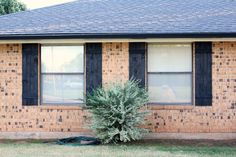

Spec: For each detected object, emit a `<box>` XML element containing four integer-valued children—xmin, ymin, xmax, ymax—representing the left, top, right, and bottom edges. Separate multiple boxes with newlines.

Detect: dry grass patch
<box><xmin>0</xmin><ymin>140</ymin><xmax>236</xmax><ymax>157</ymax></box>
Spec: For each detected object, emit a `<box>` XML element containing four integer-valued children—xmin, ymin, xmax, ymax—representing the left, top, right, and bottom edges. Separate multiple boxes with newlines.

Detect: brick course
<box><xmin>0</xmin><ymin>42</ymin><xmax>235</xmax><ymax>134</ymax></box>
<box><xmin>102</xmin><ymin>43</ymin><xmax>129</xmax><ymax>86</ymax></box>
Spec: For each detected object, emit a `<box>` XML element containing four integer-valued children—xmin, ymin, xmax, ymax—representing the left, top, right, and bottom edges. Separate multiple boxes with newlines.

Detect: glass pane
<box><xmin>148</xmin><ymin>74</ymin><xmax>192</xmax><ymax>104</ymax></box>
<box><xmin>148</xmin><ymin>44</ymin><xmax>192</xmax><ymax>72</ymax></box>
<box><xmin>42</xmin><ymin>74</ymin><xmax>84</xmax><ymax>104</ymax></box>
<box><xmin>41</xmin><ymin>46</ymin><xmax>84</xmax><ymax>73</ymax></box>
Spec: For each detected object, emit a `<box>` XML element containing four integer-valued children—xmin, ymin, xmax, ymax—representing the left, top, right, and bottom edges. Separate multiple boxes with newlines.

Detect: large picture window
<box><xmin>148</xmin><ymin>44</ymin><xmax>192</xmax><ymax>104</ymax></box>
<box><xmin>41</xmin><ymin>45</ymin><xmax>84</xmax><ymax>104</ymax></box>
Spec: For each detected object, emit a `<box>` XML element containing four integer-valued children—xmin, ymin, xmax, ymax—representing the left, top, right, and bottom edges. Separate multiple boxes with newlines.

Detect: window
<box><xmin>148</xmin><ymin>44</ymin><xmax>192</xmax><ymax>104</ymax></box>
<box><xmin>41</xmin><ymin>45</ymin><xmax>84</xmax><ymax>104</ymax></box>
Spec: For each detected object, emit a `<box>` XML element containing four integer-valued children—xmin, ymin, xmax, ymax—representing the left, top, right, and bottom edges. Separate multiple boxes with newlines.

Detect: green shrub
<box><xmin>85</xmin><ymin>79</ymin><xmax>149</xmax><ymax>144</ymax></box>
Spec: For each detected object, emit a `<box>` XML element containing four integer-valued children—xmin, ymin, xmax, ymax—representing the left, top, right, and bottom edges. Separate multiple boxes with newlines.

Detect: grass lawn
<box><xmin>0</xmin><ymin>140</ymin><xmax>236</xmax><ymax>157</ymax></box>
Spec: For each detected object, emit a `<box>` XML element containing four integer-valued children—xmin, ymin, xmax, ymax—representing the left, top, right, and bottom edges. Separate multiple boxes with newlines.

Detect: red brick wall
<box><xmin>147</xmin><ymin>42</ymin><xmax>236</xmax><ymax>133</ymax></box>
<box><xmin>0</xmin><ymin>42</ymin><xmax>235</xmax><ymax>133</ymax></box>
<box><xmin>102</xmin><ymin>43</ymin><xmax>129</xmax><ymax>86</ymax></box>
<box><xmin>0</xmin><ymin>44</ymin><xmax>88</xmax><ymax>132</ymax></box>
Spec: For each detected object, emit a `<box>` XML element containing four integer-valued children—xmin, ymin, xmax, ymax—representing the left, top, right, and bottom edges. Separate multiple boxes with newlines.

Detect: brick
<box><xmin>0</xmin><ymin>42</ymin><xmax>235</xmax><ymax>134</ymax></box>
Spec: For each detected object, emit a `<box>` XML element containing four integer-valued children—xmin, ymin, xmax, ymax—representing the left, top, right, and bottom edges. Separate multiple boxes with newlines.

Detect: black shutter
<box><xmin>86</xmin><ymin>43</ymin><xmax>102</xmax><ymax>94</ymax></box>
<box><xmin>129</xmin><ymin>43</ymin><xmax>146</xmax><ymax>87</ymax></box>
<box><xmin>22</xmin><ymin>44</ymin><xmax>39</xmax><ymax>106</ymax></box>
<box><xmin>195</xmin><ymin>42</ymin><xmax>212</xmax><ymax>106</ymax></box>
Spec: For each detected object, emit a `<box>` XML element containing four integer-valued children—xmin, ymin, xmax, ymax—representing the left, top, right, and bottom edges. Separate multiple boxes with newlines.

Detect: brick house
<box><xmin>0</xmin><ymin>0</ymin><xmax>236</xmax><ymax>139</ymax></box>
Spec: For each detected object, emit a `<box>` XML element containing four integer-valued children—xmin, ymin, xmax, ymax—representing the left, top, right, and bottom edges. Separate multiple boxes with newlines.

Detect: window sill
<box><xmin>26</xmin><ymin>104</ymin><xmax>194</xmax><ymax>111</ymax></box>
<box><xmin>147</xmin><ymin>104</ymin><xmax>194</xmax><ymax>110</ymax></box>
<box><xmin>38</xmin><ymin>104</ymin><xmax>86</xmax><ymax>110</ymax></box>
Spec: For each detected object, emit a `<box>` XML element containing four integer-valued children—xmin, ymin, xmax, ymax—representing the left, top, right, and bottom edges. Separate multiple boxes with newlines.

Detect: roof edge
<box><xmin>1</xmin><ymin>32</ymin><xmax>236</xmax><ymax>40</ymax></box>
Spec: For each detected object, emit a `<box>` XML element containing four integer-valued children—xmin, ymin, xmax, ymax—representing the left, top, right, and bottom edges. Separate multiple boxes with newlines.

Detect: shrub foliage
<box><xmin>86</xmin><ymin>79</ymin><xmax>149</xmax><ymax>144</ymax></box>
<box><xmin>0</xmin><ymin>0</ymin><xmax>26</xmax><ymax>15</ymax></box>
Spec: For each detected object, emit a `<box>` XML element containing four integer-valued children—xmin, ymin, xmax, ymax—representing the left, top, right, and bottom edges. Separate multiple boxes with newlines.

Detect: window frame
<box><xmin>146</xmin><ymin>43</ymin><xmax>194</xmax><ymax>105</ymax></box>
<box><xmin>39</xmin><ymin>44</ymin><xmax>85</xmax><ymax>106</ymax></box>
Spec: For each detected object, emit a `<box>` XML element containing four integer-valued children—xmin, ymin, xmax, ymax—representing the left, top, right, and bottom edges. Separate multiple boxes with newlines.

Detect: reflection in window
<box><xmin>41</xmin><ymin>46</ymin><xmax>84</xmax><ymax>104</ymax></box>
<box><xmin>148</xmin><ymin>44</ymin><xmax>192</xmax><ymax>104</ymax></box>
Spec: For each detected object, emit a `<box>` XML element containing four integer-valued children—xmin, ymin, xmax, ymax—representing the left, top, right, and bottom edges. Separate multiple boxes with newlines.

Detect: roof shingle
<box><xmin>0</xmin><ymin>0</ymin><xmax>236</xmax><ymax>38</ymax></box>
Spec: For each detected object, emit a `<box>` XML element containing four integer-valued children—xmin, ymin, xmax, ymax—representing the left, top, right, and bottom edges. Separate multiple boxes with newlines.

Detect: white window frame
<box><xmin>147</xmin><ymin>43</ymin><xmax>193</xmax><ymax>105</ymax></box>
<box><xmin>40</xmin><ymin>44</ymin><xmax>85</xmax><ymax>105</ymax></box>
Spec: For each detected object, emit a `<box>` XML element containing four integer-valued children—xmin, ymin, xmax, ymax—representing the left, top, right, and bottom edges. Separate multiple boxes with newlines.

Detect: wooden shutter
<box><xmin>22</xmin><ymin>44</ymin><xmax>39</xmax><ymax>106</ymax></box>
<box><xmin>195</xmin><ymin>42</ymin><xmax>212</xmax><ymax>106</ymax></box>
<box><xmin>86</xmin><ymin>43</ymin><xmax>102</xmax><ymax>94</ymax></box>
<box><xmin>129</xmin><ymin>43</ymin><xmax>146</xmax><ymax>87</ymax></box>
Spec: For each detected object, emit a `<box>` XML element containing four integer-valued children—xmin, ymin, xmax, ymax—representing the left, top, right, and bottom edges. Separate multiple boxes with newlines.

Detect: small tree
<box><xmin>86</xmin><ymin>79</ymin><xmax>149</xmax><ymax>144</ymax></box>
<box><xmin>0</xmin><ymin>0</ymin><xmax>26</xmax><ymax>15</ymax></box>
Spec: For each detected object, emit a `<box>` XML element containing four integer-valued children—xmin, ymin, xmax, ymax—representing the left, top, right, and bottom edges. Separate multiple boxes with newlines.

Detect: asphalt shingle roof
<box><xmin>0</xmin><ymin>0</ymin><xmax>236</xmax><ymax>39</ymax></box>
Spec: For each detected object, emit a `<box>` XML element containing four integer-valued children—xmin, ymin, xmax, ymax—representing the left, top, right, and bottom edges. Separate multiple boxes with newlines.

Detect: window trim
<box><xmin>39</xmin><ymin>44</ymin><xmax>85</xmax><ymax>106</ymax></box>
<box><xmin>146</xmin><ymin>43</ymin><xmax>194</xmax><ymax>105</ymax></box>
